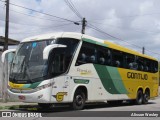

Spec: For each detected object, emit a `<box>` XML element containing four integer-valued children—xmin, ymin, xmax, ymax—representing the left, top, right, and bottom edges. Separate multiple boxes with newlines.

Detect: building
<box><xmin>0</xmin><ymin>36</ymin><xmax>20</xmax><ymax>51</ymax></box>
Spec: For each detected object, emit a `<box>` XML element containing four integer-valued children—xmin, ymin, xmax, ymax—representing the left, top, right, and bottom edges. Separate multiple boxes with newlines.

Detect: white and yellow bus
<box><xmin>5</xmin><ymin>32</ymin><xmax>159</xmax><ymax>110</ymax></box>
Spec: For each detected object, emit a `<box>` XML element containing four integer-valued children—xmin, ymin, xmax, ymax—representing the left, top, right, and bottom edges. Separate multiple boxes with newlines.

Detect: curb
<box><xmin>0</xmin><ymin>104</ymin><xmax>38</xmax><ymax>111</ymax></box>
<box><xmin>0</xmin><ymin>101</ymin><xmax>37</xmax><ymax>110</ymax></box>
<box><xmin>0</xmin><ymin>105</ymin><xmax>20</xmax><ymax>110</ymax></box>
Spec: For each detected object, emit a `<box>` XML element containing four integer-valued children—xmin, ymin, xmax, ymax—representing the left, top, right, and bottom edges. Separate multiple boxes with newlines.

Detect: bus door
<box><xmin>49</xmin><ymin>48</ymin><xmax>69</xmax><ymax>102</ymax></box>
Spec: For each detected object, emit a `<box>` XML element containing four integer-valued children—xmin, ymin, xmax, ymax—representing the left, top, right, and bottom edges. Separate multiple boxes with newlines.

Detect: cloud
<box><xmin>139</xmin><ymin>1</ymin><xmax>154</xmax><ymax>14</ymax></box>
<box><xmin>1</xmin><ymin>0</ymin><xmax>160</xmax><ymax>59</ymax></box>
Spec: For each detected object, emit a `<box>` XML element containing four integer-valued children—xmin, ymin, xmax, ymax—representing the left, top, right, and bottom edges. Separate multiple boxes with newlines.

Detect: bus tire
<box><xmin>72</xmin><ymin>90</ymin><xmax>86</xmax><ymax>110</ymax></box>
<box><xmin>38</xmin><ymin>103</ymin><xmax>53</xmax><ymax>109</ymax></box>
<box><xmin>135</xmin><ymin>90</ymin><xmax>143</xmax><ymax>105</ymax></box>
<box><xmin>143</xmin><ymin>90</ymin><xmax>150</xmax><ymax>104</ymax></box>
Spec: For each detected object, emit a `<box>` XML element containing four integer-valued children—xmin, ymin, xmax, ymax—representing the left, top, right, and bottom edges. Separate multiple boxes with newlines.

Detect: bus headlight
<box><xmin>8</xmin><ymin>82</ymin><xmax>55</xmax><ymax>93</ymax></box>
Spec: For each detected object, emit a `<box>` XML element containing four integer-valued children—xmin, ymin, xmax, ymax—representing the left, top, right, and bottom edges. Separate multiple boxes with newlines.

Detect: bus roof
<box><xmin>21</xmin><ymin>32</ymin><xmax>157</xmax><ymax>61</ymax></box>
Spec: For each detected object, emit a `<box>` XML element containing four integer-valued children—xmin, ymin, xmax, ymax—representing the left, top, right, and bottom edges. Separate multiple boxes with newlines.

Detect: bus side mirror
<box><xmin>1</xmin><ymin>49</ymin><xmax>16</xmax><ymax>63</ymax></box>
<box><xmin>43</xmin><ymin>44</ymin><xmax>67</xmax><ymax>60</ymax></box>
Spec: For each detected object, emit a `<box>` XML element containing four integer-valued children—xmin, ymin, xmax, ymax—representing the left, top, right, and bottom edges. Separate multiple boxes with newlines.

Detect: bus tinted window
<box><xmin>125</xmin><ymin>54</ymin><xmax>138</xmax><ymax>70</ymax></box>
<box><xmin>143</xmin><ymin>59</ymin><xmax>151</xmax><ymax>72</ymax></box>
<box><xmin>49</xmin><ymin>38</ymin><xmax>79</xmax><ymax>77</ymax></box>
<box><xmin>112</xmin><ymin>50</ymin><xmax>124</xmax><ymax>68</ymax></box>
<box><xmin>137</xmin><ymin>57</ymin><xmax>144</xmax><ymax>71</ymax></box>
<box><xmin>76</xmin><ymin>41</ymin><xmax>158</xmax><ymax>73</ymax></box>
<box><xmin>97</xmin><ymin>46</ymin><xmax>112</xmax><ymax>66</ymax></box>
<box><xmin>76</xmin><ymin>42</ymin><xmax>96</xmax><ymax>66</ymax></box>
<box><xmin>153</xmin><ymin>61</ymin><xmax>158</xmax><ymax>73</ymax></box>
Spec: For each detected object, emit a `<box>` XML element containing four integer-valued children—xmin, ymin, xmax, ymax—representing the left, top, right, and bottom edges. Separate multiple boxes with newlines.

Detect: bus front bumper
<box><xmin>7</xmin><ymin>87</ymin><xmax>52</xmax><ymax>103</ymax></box>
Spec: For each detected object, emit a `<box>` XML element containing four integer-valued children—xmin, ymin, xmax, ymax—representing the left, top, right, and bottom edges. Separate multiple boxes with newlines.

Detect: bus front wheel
<box><xmin>72</xmin><ymin>90</ymin><xmax>86</xmax><ymax>110</ymax></box>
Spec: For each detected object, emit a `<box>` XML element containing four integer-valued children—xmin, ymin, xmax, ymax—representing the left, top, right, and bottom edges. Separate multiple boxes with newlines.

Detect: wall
<box><xmin>0</xmin><ymin>52</ymin><xmax>2</xmax><ymax>98</ymax></box>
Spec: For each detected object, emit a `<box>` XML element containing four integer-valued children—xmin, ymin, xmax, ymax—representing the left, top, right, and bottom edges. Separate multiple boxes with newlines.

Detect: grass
<box><xmin>0</xmin><ymin>105</ymin><xmax>19</xmax><ymax>110</ymax></box>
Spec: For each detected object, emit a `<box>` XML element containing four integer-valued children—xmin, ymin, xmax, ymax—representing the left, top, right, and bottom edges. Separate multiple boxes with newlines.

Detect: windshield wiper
<box><xmin>23</xmin><ymin>62</ymin><xmax>35</xmax><ymax>83</ymax></box>
<box><xmin>12</xmin><ymin>59</ymin><xmax>33</xmax><ymax>83</ymax></box>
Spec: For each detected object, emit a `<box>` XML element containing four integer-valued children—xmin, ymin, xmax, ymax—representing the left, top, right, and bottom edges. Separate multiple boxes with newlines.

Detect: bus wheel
<box><xmin>72</xmin><ymin>90</ymin><xmax>86</xmax><ymax>110</ymax></box>
<box><xmin>38</xmin><ymin>103</ymin><xmax>53</xmax><ymax>109</ymax></box>
<box><xmin>135</xmin><ymin>90</ymin><xmax>143</xmax><ymax>105</ymax></box>
<box><xmin>143</xmin><ymin>91</ymin><xmax>150</xmax><ymax>104</ymax></box>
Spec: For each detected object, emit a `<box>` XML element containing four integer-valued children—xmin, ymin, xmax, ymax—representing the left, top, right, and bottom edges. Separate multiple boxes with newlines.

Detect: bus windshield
<box><xmin>9</xmin><ymin>38</ymin><xmax>79</xmax><ymax>83</ymax></box>
<box><xmin>9</xmin><ymin>40</ymin><xmax>50</xmax><ymax>83</ymax></box>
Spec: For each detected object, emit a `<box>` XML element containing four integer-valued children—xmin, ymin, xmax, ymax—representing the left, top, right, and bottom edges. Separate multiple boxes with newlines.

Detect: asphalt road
<box><xmin>84</xmin><ymin>97</ymin><xmax>160</xmax><ymax>111</ymax></box>
<box><xmin>1</xmin><ymin>96</ymin><xmax>160</xmax><ymax>120</ymax></box>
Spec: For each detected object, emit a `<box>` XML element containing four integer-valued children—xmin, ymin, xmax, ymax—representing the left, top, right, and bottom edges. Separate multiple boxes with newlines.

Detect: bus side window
<box><xmin>143</xmin><ymin>59</ymin><xmax>150</xmax><ymax>72</ymax></box>
<box><xmin>97</xmin><ymin>47</ymin><xmax>106</xmax><ymax>65</ymax></box>
<box><xmin>97</xmin><ymin>47</ymin><xmax>112</xmax><ymax>66</ymax></box>
<box><xmin>137</xmin><ymin>57</ymin><xmax>144</xmax><ymax>71</ymax></box>
<box><xmin>125</xmin><ymin>54</ymin><xmax>136</xmax><ymax>70</ymax></box>
<box><xmin>105</xmin><ymin>49</ymin><xmax>112</xmax><ymax>66</ymax></box>
<box><xmin>78</xmin><ymin>53</ymin><xmax>87</xmax><ymax>64</ymax></box>
<box><xmin>76</xmin><ymin>42</ymin><xmax>96</xmax><ymax>66</ymax></box>
<box><xmin>76</xmin><ymin>47</ymin><xmax>87</xmax><ymax>65</ymax></box>
<box><xmin>90</xmin><ymin>55</ymin><xmax>96</xmax><ymax>63</ymax></box>
<box><xmin>147</xmin><ymin>60</ymin><xmax>152</xmax><ymax>72</ymax></box>
<box><xmin>153</xmin><ymin>61</ymin><xmax>158</xmax><ymax>73</ymax></box>
<box><xmin>112</xmin><ymin>50</ymin><xmax>124</xmax><ymax>68</ymax></box>
<box><xmin>81</xmin><ymin>53</ymin><xmax>87</xmax><ymax>63</ymax></box>
<box><xmin>99</xmin><ymin>57</ymin><xmax>105</xmax><ymax>65</ymax></box>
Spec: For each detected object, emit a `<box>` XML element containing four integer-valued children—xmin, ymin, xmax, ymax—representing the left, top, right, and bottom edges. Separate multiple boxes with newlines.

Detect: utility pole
<box><xmin>142</xmin><ymin>47</ymin><xmax>145</xmax><ymax>54</ymax></box>
<box><xmin>4</xmin><ymin>0</ymin><xmax>9</xmax><ymax>51</ymax></box>
<box><xmin>81</xmin><ymin>18</ymin><xmax>87</xmax><ymax>34</ymax></box>
<box><xmin>2</xmin><ymin>0</ymin><xmax>9</xmax><ymax>103</ymax></box>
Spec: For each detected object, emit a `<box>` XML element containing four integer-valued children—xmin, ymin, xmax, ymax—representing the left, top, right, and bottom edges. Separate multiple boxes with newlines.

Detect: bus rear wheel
<box><xmin>135</xmin><ymin>90</ymin><xmax>143</xmax><ymax>105</ymax></box>
<box><xmin>72</xmin><ymin>90</ymin><xmax>86</xmax><ymax>110</ymax></box>
<box><xmin>143</xmin><ymin>90</ymin><xmax>150</xmax><ymax>104</ymax></box>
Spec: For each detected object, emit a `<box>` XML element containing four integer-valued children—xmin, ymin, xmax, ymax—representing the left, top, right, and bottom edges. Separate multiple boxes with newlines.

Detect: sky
<box><xmin>1</xmin><ymin>0</ymin><xmax>160</xmax><ymax>59</ymax></box>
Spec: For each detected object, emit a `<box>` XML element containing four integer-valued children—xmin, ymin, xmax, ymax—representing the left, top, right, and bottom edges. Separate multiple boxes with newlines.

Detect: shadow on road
<box><xmin>8</xmin><ymin>101</ymin><xmax>156</xmax><ymax>113</ymax></box>
<box><xmin>85</xmin><ymin>101</ymin><xmax>155</xmax><ymax>109</ymax></box>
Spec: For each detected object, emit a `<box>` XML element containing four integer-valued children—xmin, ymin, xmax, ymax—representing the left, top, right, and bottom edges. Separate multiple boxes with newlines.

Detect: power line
<box><xmin>0</xmin><ymin>18</ymin><xmax>63</xmax><ymax>27</ymax></box>
<box><xmin>88</xmin><ymin>24</ymin><xmax>122</xmax><ymax>41</ymax></box>
<box><xmin>0</xmin><ymin>0</ymin><xmax>80</xmax><ymax>24</ymax></box>
<box><xmin>10</xmin><ymin>3</ymin><xmax>78</xmax><ymax>23</ymax></box>
<box><xmin>87</xmin><ymin>24</ymin><xmax>160</xmax><ymax>56</ymax></box>
<box><xmin>69</xmin><ymin>0</ymin><xmax>82</xmax><ymax>17</ymax></box>
<box><xmin>64</xmin><ymin>0</ymin><xmax>86</xmax><ymax>34</ymax></box>
<box><xmin>0</xmin><ymin>0</ymin><xmax>5</xmax><ymax>2</ymax></box>
<box><xmin>10</xmin><ymin>23</ymin><xmax>73</xmax><ymax>34</ymax></box>
<box><xmin>64</xmin><ymin>0</ymin><xmax>83</xmax><ymax>19</ymax></box>
<box><xmin>0</xmin><ymin>5</ymin><xmax>72</xmax><ymax>22</ymax></box>
<box><xmin>88</xmin><ymin>23</ymin><xmax>143</xmax><ymax>49</ymax></box>
<box><xmin>88</xmin><ymin>12</ymin><xmax>160</xmax><ymax>21</ymax></box>
<box><xmin>88</xmin><ymin>21</ymin><xmax>159</xmax><ymax>34</ymax></box>
<box><xmin>0</xmin><ymin>6</ymin><xmax>72</xmax><ymax>27</ymax></box>
<box><xmin>9</xmin><ymin>9</ymin><xmax>68</xmax><ymax>23</ymax></box>
<box><xmin>144</xmin><ymin>49</ymin><xmax>160</xmax><ymax>56</ymax></box>
<box><xmin>1</xmin><ymin>0</ymin><xmax>160</xmax><ymax>56</ymax></box>
<box><xmin>0</xmin><ymin>0</ymin><xmax>83</xmax><ymax>33</ymax></box>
